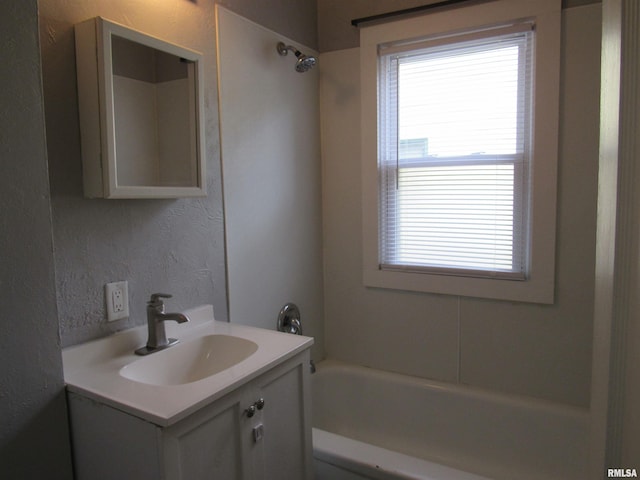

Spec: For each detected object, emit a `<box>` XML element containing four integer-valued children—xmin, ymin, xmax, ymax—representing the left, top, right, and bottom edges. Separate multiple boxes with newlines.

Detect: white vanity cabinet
<box><xmin>68</xmin><ymin>350</ymin><xmax>313</xmax><ymax>480</ymax></box>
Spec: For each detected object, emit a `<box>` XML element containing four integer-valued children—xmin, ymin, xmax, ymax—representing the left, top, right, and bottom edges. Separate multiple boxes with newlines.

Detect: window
<box><xmin>361</xmin><ymin>0</ymin><xmax>561</xmax><ymax>303</ymax></box>
<box><xmin>380</xmin><ymin>25</ymin><xmax>533</xmax><ymax>279</ymax></box>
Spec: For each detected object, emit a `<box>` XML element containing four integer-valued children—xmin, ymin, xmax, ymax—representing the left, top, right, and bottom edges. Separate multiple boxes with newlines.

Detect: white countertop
<box><xmin>62</xmin><ymin>305</ymin><xmax>313</xmax><ymax>426</ymax></box>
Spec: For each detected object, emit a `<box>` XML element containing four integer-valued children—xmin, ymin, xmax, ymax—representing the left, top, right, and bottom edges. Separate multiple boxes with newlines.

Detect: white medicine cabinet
<box><xmin>74</xmin><ymin>17</ymin><xmax>206</xmax><ymax>198</ymax></box>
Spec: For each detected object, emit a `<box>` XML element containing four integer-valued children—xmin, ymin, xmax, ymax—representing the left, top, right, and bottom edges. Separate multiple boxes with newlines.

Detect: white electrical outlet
<box><xmin>105</xmin><ymin>281</ymin><xmax>129</xmax><ymax>321</ymax></box>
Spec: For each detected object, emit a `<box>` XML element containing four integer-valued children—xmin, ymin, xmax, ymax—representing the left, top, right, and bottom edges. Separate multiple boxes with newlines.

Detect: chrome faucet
<box><xmin>135</xmin><ymin>293</ymin><xmax>190</xmax><ymax>356</ymax></box>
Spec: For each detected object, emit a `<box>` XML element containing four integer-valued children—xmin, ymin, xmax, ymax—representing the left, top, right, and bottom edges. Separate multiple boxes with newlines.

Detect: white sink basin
<box><xmin>119</xmin><ymin>334</ymin><xmax>259</xmax><ymax>386</ymax></box>
<box><xmin>63</xmin><ymin>305</ymin><xmax>314</xmax><ymax>425</ymax></box>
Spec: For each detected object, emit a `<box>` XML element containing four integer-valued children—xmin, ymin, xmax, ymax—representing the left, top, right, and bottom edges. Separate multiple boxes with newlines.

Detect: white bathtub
<box><xmin>312</xmin><ymin>360</ymin><xmax>588</xmax><ymax>480</ymax></box>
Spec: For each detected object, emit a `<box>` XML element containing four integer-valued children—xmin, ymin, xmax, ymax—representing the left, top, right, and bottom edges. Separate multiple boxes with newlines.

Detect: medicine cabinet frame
<box><xmin>75</xmin><ymin>17</ymin><xmax>206</xmax><ymax>198</ymax></box>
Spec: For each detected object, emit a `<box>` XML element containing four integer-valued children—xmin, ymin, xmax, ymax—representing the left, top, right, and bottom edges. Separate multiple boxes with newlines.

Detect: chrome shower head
<box><xmin>277</xmin><ymin>42</ymin><xmax>317</xmax><ymax>73</ymax></box>
<box><xmin>295</xmin><ymin>52</ymin><xmax>317</xmax><ymax>73</ymax></box>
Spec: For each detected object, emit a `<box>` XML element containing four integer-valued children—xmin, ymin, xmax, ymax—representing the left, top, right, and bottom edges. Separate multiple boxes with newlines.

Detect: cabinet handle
<box><xmin>245</xmin><ymin>399</ymin><xmax>265</xmax><ymax>417</ymax></box>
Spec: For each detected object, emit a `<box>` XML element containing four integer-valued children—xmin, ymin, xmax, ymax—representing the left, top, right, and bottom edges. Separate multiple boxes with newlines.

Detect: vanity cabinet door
<box><xmin>162</xmin><ymin>349</ymin><xmax>312</xmax><ymax>480</ymax></box>
<box><xmin>163</xmin><ymin>389</ymin><xmax>249</xmax><ymax>480</ymax></box>
<box><xmin>246</xmin><ymin>351</ymin><xmax>313</xmax><ymax>480</ymax></box>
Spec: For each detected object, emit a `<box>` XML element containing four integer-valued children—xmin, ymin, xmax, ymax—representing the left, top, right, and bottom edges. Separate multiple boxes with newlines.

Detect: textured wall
<box><xmin>39</xmin><ymin>0</ymin><xmax>227</xmax><ymax>346</ymax></box>
<box><xmin>39</xmin><ymin>0</ymin><xmax>318</xmax><ymax>348</ymax></box>
<box><xmin>318</xmin><ymin>0</ymin><xmax>601</xmax><ymax>52</ymax></box>
<box><xmin>319</xmin><ymin>4</ymin><xmax>601</xmax><ymax>407</ymax></box>
<box><xmin>0</xmin><ymin>0</ymin><xmax>73</xmax><ymax>477</ymax></box>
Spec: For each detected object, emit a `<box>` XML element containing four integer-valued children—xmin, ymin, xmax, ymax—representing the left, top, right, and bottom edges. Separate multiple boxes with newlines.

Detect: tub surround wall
<box><xmin>38</xmin><ymin>0</ymin><xmax>317</xmax><ymax>348</ymax></box>
<box><xmin>216</xmin><ymin>7</ymin><xmax>325</xmax><ymax>358</ymax></box>
<box><xmin>0</xmin><ymin>0</ymin><xmax>73</xmax><ymax>477</ymax></box>
<box><xmin>319</xmin><ymin>3</ymin><xmax>601</xmax><ymax>407</ymax></box>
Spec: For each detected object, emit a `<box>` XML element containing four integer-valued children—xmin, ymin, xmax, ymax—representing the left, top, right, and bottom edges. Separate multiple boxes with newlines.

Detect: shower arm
<box><xmin>277</xmin><ymin>42</ymin><xmax>301</xmax><ymax>57</ymax></box>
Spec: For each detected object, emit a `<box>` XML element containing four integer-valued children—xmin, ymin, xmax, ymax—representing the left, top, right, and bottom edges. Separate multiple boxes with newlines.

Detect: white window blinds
<box><xmin>378</xmin><ymin>24</ymin><xmax>534</xmax><ymax>280</ymax></box>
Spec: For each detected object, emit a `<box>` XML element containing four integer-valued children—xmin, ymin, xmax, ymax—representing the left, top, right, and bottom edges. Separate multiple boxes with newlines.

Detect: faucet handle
<box><xmin>148</xmin><ymin>293</ymin><xmax>172</xmax><ymax>306</ymax></box>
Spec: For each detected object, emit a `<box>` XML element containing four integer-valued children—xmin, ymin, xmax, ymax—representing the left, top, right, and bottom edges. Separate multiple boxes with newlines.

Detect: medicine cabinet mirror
<box><xmin>75</xmin><ymin>17</ymin><xmax>206</xmax><ymax>198</ymax></box>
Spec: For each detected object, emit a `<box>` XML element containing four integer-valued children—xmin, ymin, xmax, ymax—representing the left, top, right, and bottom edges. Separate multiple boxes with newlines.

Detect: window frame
<box><xmin>379</xmin><ymin>28</ymin><xmax>532</xmax><ymax>280</ymax></box>
<box><xmin>360</xmin><ymin>0</ymin><xmax>561</xmax><ymax>304</ymax></box>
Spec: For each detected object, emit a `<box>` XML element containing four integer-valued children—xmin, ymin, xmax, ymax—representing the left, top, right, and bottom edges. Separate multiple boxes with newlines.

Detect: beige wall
<box><xmin>218</xmin><ymin>0</ymin><xmax>317</xmax><ymax>49</ymax></box>
<box><xmin>319</xmin><ymin>3</ymin><xmax>601</xmax><ymax>407</ymax></box>
<box><xmin>318</xmin><ymin>0</ymin><xmax>601</xmax><ymax>52</ymax></box>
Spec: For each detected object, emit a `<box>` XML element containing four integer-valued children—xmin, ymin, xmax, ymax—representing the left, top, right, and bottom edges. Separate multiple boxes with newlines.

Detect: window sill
<box><xmin>363</xmin><ymin>266</ymin><xmax>555</xmax><ymax>304</ymax></box>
